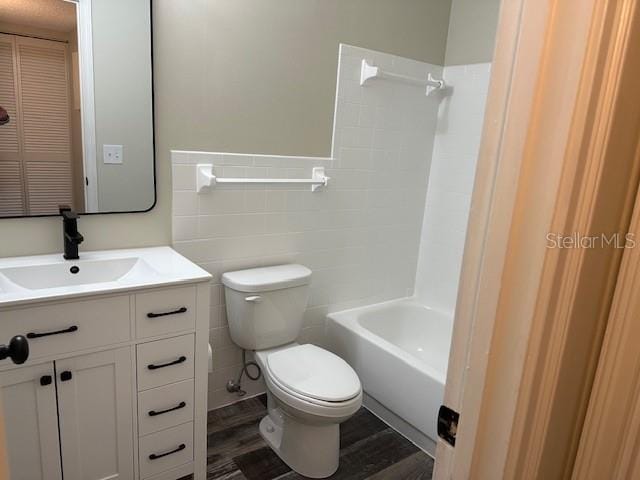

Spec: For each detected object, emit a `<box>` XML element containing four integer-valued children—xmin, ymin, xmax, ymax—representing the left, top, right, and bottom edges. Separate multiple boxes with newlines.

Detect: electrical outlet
<box><xmin>103</xmin><ymin>145</ymin><xmax>123</xmax><ymax>164</ymax></box>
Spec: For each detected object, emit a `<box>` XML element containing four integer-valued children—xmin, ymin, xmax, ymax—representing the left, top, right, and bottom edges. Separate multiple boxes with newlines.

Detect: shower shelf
<box><xmin>359</xmin><ymin>59</ymin><xmax>445</xmax><ymax>96</ymax></box>
<box><xmin>196</xmin><ymin>164</ymin><xmax>330</xmax><ymax>193</ymax></box>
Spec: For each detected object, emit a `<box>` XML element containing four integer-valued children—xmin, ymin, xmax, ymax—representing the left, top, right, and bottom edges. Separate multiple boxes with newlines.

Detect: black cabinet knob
<box><xmin>0</xmin><ymin>335</ymin><xmax>29</xmax><ymax>365</ymax></box>
<box><xmin>60</xmin><ymin>371</ymin><xmax>73</xmax><ymax>382</ymax></box>
<box><xmin>40</xmin><ymin>375</ymin><xmax>52</xmax><ymax>386</ymax></box>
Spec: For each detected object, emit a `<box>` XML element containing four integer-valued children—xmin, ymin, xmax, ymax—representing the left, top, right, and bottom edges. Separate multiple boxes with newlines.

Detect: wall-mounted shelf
<box><xmin>360</xmin><ymin>59</ymin><xmax>445</xmax><ymax>96</ymax></box>
<box><xmin>196</xmin><ymin>165</ymin><xmax>330</xmax><ymax>193</ymax></box>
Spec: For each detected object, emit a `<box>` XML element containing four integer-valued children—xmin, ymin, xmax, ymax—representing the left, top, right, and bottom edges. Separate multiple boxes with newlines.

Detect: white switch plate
<box><xmin>103</xmin><ymin>144</ymin><xmax>123</xmax><ymax>164</ymax></box>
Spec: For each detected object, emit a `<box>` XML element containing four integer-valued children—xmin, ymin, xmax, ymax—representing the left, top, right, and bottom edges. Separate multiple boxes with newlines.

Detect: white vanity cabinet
<box><xmin>0</xmin><ymin>253</ymin><xmax>211</xmax><ymax>480</ymax></box>
<box><xmin>0</xmin><ymin>362</ymin><xmax>61</xmax><ymax>480</ymax></box>
<box><xmin>0</xmin><ymin>348</ymin><xmax>136</xmax><ymax>480</ymax></box>
<box><xmin>56</xmin><ymin>347</ymin><xmax>135</xmax><ymax>480</ymax></box>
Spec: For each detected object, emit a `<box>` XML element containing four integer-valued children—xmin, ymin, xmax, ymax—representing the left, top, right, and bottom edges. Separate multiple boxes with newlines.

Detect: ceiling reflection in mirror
<box><xmin>0</xmin><ymin>0</ymin><xmax>155</xmax><ymax>217</ymax></box>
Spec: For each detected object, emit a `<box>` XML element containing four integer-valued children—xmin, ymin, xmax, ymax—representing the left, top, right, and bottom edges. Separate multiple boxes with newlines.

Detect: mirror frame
<box><xmin>1</xmin><ymin>0</ymin><xmax>156</xmax><ymax>219</ymax></box>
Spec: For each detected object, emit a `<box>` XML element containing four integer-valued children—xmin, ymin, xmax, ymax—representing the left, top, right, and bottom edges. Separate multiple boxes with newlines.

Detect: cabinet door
<box><xmin>56</xmin><ymin>347</ymin><xmax>134</xmax><ymax>480</ymax></box>
<box><xmin>0</xmin><ymin>362</ymin><xmax>61</xmax><ymax>480</ymax></box>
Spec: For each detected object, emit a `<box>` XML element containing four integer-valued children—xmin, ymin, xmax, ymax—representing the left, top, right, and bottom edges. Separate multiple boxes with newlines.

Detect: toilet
<box><xmin>222</xmin><ymin>264</ymin><xmax>362</xmax><ymax>478</ymax></box>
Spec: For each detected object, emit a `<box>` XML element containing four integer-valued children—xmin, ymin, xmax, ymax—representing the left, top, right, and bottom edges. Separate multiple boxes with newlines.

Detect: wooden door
<box><xmin>56</xmin><ymin>348</ymin><xmax>134</xmax><ymax>480</ymax></box>
<box><xmin>0</xmin><ymin>33</ymin><xmax>75</xmax><ymax>216</ymax></box>
<box><xmin>435</xmin><ymin>0</ymin><xmax>640</xmax><ymax>477</ymax></box>
<box><xmin>15</xmin><ymin>36</ymin><xmax>74</xmax><ymax>215</ymax></box>
<box><xmin>571</xmin><ymin>169</ymin><xmax>640</xmax><ymax>476</ymax></box>
<box><xmin>0</xmin><ymin>362</ymin><xmax>61</xmax><ymax>480</ymax></box>
<box><xmin>0</xmin><ymin>34</ymin><xmax>25</xmax><ymax>216</ymax></box>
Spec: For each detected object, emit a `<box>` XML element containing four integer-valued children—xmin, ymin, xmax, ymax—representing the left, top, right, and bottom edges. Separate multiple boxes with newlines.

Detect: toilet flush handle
<box><xmin>245</xmin><ymin>295</ymin><xmax>262</xmax><ymax>303</ymax></box>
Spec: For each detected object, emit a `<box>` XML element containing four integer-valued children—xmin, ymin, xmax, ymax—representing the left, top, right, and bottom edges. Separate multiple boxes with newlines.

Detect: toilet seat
<box><xmin>260</xmin><ymin>344</ymin><xmax>362</xmax><ymax>418</ymax></box>
<box><xmin>266</xmin><ymin>344</ymin><xmax>361</xmax><ymax>402</ymax></box>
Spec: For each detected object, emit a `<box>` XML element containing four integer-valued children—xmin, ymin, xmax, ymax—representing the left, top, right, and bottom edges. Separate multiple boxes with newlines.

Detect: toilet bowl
<box><xmin>222</xmin><ymin>264</ymin><xmax>362</xmax><ymax>478</ymax></box>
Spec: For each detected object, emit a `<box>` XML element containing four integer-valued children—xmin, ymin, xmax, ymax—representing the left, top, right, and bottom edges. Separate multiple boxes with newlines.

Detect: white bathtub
<box><xmin>326</xmin><ymin>298</ymin><xmax>453</xmax><ymax>452</ymax></box>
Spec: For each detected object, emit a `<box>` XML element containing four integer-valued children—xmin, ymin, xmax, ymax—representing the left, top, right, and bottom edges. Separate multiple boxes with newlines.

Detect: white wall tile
<box><xmin>172</xmin><ymin>164</ymin><xmax>197</xmax><ymax>191</ymax></box>
<box><xmin>172</xmin><ymin>216</ymin><xmax>198</xmax><ymax>241</ymax></box>
<box><xmin>172</xmin><ymin>191</ymin><xmax>198</xmax><ymax>216</ymax></box>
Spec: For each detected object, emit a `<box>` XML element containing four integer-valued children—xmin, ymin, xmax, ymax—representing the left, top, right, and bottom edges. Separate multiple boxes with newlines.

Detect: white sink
<box><xmin>0</xmin><ymin>257</ymin><xmax>158</xmax><ymax>291</ymax></box>
<box><xmin>0</xmin><ymin>247</ymin><xmax>211</xmax><ymax>307</ymax></box>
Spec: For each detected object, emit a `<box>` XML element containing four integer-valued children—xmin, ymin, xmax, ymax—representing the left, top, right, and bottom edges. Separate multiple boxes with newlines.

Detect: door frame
<box><xmin>436</xmin><ymin>0</ymin><xmax>640</xmax><ymax>478</ymax></box>
<box><xmin>73</xmin><ymin>0</ymin><xmax>99</xmax><ymax>212</ymax></box>
<box><xmin>434</xmin><ymin>0</ymin><xmax>558</xmax><ymax>474</ymax></box>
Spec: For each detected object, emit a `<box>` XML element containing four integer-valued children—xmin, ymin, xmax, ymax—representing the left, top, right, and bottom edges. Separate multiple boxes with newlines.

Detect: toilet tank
<box><xmin>222</xmin><ymin>264</ymin><xmax>312</xmax><ymax>350</ymax></box>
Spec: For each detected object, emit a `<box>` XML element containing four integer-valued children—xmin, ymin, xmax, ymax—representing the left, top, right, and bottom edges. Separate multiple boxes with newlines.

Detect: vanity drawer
<box><xmin>138</xmin><ymin>379</ymin><xmax>194</xmax><ymax>436</ymax></box>
<box><xmin>136</xmin><ymin>334</ymin><xmax>194</xmax><ymax>391</ymax></box>
<box><xmin>139</xmin><ymin>422</ymin><xmax>193</xmax><ymax>479</ymax></box>
<box><xmin>135</xmin><ymin>286</ymin><xmax>196</xmax><ymax>339</ymax></box>
<box><xmin>0</xmin><ymin>296</ymin><xmax>130</xmax><ymax>360</ymax></box>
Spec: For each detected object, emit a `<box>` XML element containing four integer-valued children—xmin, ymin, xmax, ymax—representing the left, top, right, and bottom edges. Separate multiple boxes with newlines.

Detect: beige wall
<box><xmin>163</xmin><ymin>0</ymin><xmax>451</xmax><ymax>158</ymax></box>
<box><xmin>445</xmin><ymin>0</ymin><xmax>501</xmax><ymax>65</ymax></box>
<box><xmin>0</xmin><ymin>0</ymin><xmax>452</xmax><ymax>258</ymax></box>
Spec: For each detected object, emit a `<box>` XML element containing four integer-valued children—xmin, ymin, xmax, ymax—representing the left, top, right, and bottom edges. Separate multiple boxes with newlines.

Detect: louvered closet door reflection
<box><xmin>16</xmin><ymin>37</ymin><xmax>73</xmax><ymax>215</ymax></box>
<box><xmin>0</xmin><ymin>34</ymin><xmax>25</xmax><ymax>216</ymax></box>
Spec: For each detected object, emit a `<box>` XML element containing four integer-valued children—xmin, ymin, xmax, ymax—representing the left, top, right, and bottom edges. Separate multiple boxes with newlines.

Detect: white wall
<box><xmin>414</xmin><ymin>63</ymin><xmax>492</xmax><ymax>315</ymax></box>
<box><xmin>172</xmin><ymin>45</ymin><xmax>441</xmax><ymax>408</ymax></box>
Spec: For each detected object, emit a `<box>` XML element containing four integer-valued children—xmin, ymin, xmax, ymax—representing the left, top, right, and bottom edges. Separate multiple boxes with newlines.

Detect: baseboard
<box><xmin>363</xmin><ymin>393</ymin><xmax>436</xmax><ymax>458</ymax></box>
<box><xmin>208</xmin><ymin>391</ymin><xmax>266</xmax><ymax>411</ymax></box>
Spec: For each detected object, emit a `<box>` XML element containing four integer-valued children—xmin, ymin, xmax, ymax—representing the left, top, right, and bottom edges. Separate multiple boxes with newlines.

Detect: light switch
<box><xmin>103</xmin><ymin>144</ymin><xmax>124</xmax><ymax>164</ymax></box>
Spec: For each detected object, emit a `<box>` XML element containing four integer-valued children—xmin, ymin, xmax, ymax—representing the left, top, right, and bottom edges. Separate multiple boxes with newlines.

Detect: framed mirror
<box><xmin>0</xmin><ymin>0</ymin><xmax>155</xmax><ymax>217</ymax></box>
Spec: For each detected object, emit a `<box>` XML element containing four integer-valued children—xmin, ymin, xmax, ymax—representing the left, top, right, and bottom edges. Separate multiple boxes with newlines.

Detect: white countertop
<box><xmin>0</xmin><ymin>246</ymin><xmax>211</xmax><ymax>308</ymax></box>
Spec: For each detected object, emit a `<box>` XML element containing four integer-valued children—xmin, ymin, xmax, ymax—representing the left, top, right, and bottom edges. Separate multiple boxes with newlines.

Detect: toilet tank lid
<box><xmin>222</xmin><ymin>264</ymin><xmax>312</xmax><ymax>293</ymax></box>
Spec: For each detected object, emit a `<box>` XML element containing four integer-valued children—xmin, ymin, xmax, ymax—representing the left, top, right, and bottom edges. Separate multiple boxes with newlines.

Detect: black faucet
<box><xmin>59</xmin><ymin>206</ymin><xmax>84</xmax><ymax>260</ymax></box>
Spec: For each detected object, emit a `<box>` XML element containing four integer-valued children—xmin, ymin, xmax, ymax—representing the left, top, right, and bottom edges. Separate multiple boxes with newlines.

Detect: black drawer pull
<box><xmin>149</xmin><ymin>443</ymin><xmax>185</xmax><ymax>460</ymax></box>
<box><xmin>147</xmin><ymin>356</ymin><xmax>186</xmax><ymax>370</ymax></box>
<box><xmin>147</xmin><ymin>307</ymin><xmax>187</xmax><ymax>319</ymax></box>
<box><xmin>148</xmin><ymin>401</ymin><xmax>186</xmax><ymax>417</ymax></box>
<box><xmin>27</xmin><ymin>326</ymin><xmax>78</xmax><ymax>339</ymax></box>
<box><xmin>40</xmin><ymin>375</ymin><xmax>52</xmax><ymax>386</ymax></box>
<box><xmin>60</xmin><ymin>371</ymin><xmax>72</xmax><ymax>382</ymax></box>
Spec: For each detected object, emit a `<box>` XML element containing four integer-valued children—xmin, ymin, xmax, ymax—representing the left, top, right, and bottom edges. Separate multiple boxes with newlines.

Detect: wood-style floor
<box><xmin>183</xmin><ymin>394</ymin><xmax>434</xmax><ymax>480</ymax></box>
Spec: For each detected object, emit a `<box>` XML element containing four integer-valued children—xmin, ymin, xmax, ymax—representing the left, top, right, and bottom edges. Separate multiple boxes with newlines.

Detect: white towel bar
<box><xmin>196</xmin><ymin>165</ymin><xmax>330</xmax><ymax>193</ymax></box>
<box><xmin>360</xmin><ymin>59</ymin><xmax>445</xmax><ymax>96</ymax></box>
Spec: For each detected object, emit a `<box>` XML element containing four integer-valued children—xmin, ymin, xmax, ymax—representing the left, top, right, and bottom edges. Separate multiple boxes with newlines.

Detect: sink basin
<box><xmin>0</xmin><ymin>257</ymin><xmax>158</xmax><ymax>291</ymax></box>
<box><xmin>0</xmin><ymin>247</ymin><xmax>212</xmax><ymax>307</ymax></box>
